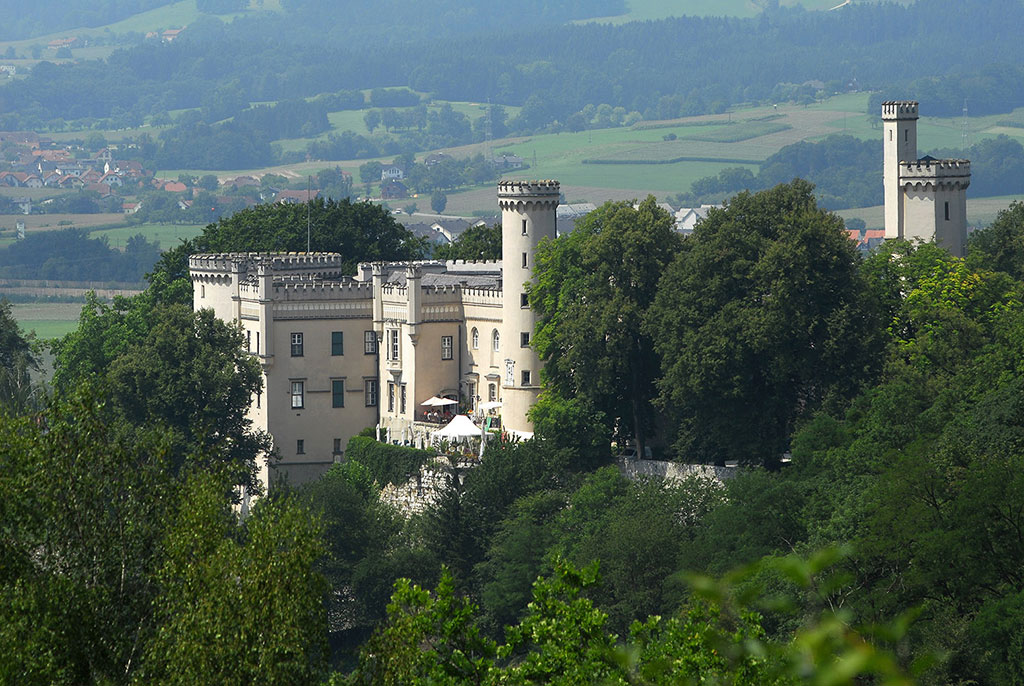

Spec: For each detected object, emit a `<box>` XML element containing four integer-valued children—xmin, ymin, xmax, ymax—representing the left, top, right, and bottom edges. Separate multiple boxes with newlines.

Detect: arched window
<box><xmin>492</xmin><ymin>329</ymin><xmax>500</xmax><ymax>352</ymax></box>
<box><xmin>471</xmin><ymin>327</ymin><xmax>479</xmax><ymax>349</ymax></box>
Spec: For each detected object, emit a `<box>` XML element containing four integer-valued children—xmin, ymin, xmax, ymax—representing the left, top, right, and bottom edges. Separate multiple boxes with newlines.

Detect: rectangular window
<box><xmin>904</xmin><ymin>129</ymin><xmax>908</xmax><ymax>142</ymax></box>
<box><xmin>365</xmin><ymin>379</ymin><xmax>378</xmax><ymax>407</ymax></box>
<box><xmin>388</xmin><ymin>381</ymin><xmax>395</xmax><ymax>412</ymax></box>
<box><xmin>400</xmin><ymin>384</ymin><xmax>407</xmax><ymax>414</ymax></box>
<box><xmin>521</xmin><ymin>219</ymin><xmax>528</xmax><ymax>235</ymax></box>
<box><xmin>255</xmin><ymin>390</ymin><xmax>261</xmax><ymax>408</ymax></box>
<box><xmin>521</xmin><ymin>370</ymin><xmax>532</xmax><ymax>386</ymax></box>
<box><xmin>521</xmin><ymin>293</ymin><xmax>529</xmax><ymax>308</ymax></box>
<box><xmin>441</xmin><ymin>335</ymin><xmax>453</xmax><ymax>360</ymax></box>
<box><xmin>945</xmin><ymin>201</ymin><xmax>950</xmax><ymax>221</ymax></box>
<box><xmin>256</xmin><ymin>331</ymin><xmax>260</xmax><ymax>355</ymax></box>
<box><xmin>364</xmin><ymin>330</ymin><xmax>377</xmax><ymax>354</ymax></box>
<box><xmin>291</xmin><ymin>381</ymin><xmax>304</xmax><ymax>409</ymax></box>
<box><xmin>521</xmin><ymin>252</ymin><xmax>528</xmax><ymax>268</ymax></box>
<box><xmin>201</xmin><ymin>284</ymin><xmax>205</xmax><ymax>298</ymax></box>
<box><xmin>488</xmin><ymin>383</ymin><xmax>497</xmax><ymax>402</ymax></box>
<box><xmin>296</xmin><ymin>439</ymin><xmax>304</xmax><ymax>454</ymax></box>
<box><xmin>467</xmin><ymin>382</ymin><xmax>476</xmax><ymax>409</ymax></box>
<box><xmin>332</xmin><ymin>379</ymin><xmax>345</xmax><ymax>408</ymax></box>
<box><xmin>291</xmin><ymin>332</ymin><xmax>303</xmax><ymax>357</ymax></box>
<box><xmin>333</xmin><ymin>438</ymin><xmax>342</xmax><ymax>454</ymax></box>
<box><xmin>246</xmin><ymin>330</ymin><xmax>251</xmax><ymax>352</ymax></box>
<box><xmin>331</xmin><ymin>331</ymin><xmax>344</xmax><ymax>356</ymax></box>
<box><xmin>520</xmin><ymin>332</ymin><xmax>530</xmax><ymax>347</ymax></box>
<box><xmin>388</xmin><ymin>329</ymin><xmax>400</xmax><ymax>361</ymax></box>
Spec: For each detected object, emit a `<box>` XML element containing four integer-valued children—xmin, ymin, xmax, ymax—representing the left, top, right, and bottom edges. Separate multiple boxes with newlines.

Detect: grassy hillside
<box><xmin>584</xmin><ymin>0</ymin><xmax>916</xmax><ymax>23</ymax></box>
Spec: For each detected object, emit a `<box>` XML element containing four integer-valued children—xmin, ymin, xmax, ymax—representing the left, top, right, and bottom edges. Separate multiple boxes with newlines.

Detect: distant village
<box><xmin>0</xmin><ymin>129</ymin><xmax>884</xmax><ymax>251</ymax></box>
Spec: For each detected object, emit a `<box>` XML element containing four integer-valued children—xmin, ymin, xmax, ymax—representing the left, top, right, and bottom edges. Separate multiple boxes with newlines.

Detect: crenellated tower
<box><xmin>497</xmin><ymin>180</ymin><xmax>559</xmax><ymax>435</ymax></box>
<box><xmin>882</xmin><ymin>100</ymin><xmax>970</xmax><ymax>257</ymax></box>
<box><xmin>882</xmin><ymin>100</ymin><xmax>919</xmax><ymax>240</ymax></box>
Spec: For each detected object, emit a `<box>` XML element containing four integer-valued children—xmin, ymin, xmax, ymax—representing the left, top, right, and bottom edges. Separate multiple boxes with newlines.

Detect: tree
<box><xmin>0</xmin><ymin>298</ymin><xmax>40</xmax><ymax>415</ymax></box>
<box><xmin>430</xmin><ymin>190</ymin><xmax>447</xmax><ymax>214</ymax></box>
<box><xmin>359</xmin><ymin>160</ymin><xmax>383</xmax><ymax>185</ymax></box>
<box><xmin>432</xmin><ymin>223</ymin><xmax>500</xmax><ymax>261</ymax></box>
<box><xmin>198</xmin><ymin>174</ymin><xmax>220</xmax><ymax>191</ymax></box>
<box><xmin>52</xmin><ymin>298</ymin><xmax>269</xmax><ymax>489</ymax></box>
<box><xmin>968</xmin><ymin>200</ymin><xmax>1024</xmax><ymax>281</ymax></box>
<box><xmin>648</xmin><ymin>181</ymin><xmax>880</xmax><ymax>466</ymax></box>
<box><xmin>363</xmin><ymin>109</ymin><xmax>381</xmax><ymax>133</ymax></box>
<box><xmin>0</xmin><ymin>388</ymin><xmax>175</xmax><ymax>685</ymax></box>
<box><xmin>139</xmin><ymin>472</ymin><xmax>329</xmax><ymax>686</ymax></box>
<box><xmin>531</xmin><ymin>197</ymin><xmax>682</xmax><ymax>458</ymax></box>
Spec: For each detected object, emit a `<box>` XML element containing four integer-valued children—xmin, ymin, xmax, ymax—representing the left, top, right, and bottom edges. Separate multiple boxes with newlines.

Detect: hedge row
<box><xmin>582</xmin><ymin>155</ymin><xmax>760</xmax><ymax>165</ymax></box>
<box><xmin>344</xmin><ymin>435</ymin><xmax>434</xmax><ymax>488</ymax></box>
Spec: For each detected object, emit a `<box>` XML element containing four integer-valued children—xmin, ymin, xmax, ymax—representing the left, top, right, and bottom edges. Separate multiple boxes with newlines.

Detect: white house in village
<box><xmin>190</xmin><ymin>180</ymin><xmax>559</xmax><ymax>494</ymax></box>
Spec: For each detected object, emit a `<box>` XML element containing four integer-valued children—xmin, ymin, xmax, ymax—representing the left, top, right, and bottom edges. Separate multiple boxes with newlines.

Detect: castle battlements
<box><xmin>270</xmin><ymin>280</ymin><xmax>373</xmax><ymax>302</ymax></box>
<box><xmin>881</xmin><ymin>100</ymin><xmax>920</xmax><ymax>120</ymax></box>
<box><xmin>899</xmin><ymin>158</ymin><xmax>971</xmax><ymax>190</ymax></box>
<box><xmin>190</xmin><ymin>252</ymin><xmax>345</xmax><ymax>277</ymax></box>
<box><xmin>498</xmin><ymin>180</ymin><xmax>560</xmax><ymax>211</ymax></box>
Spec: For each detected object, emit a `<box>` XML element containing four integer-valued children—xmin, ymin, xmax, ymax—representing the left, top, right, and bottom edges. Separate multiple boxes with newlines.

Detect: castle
<box><xmin>882</xmin><ymin>100</ymin><xmax>970</xmax><ymax>256</ymax></box>
<box><xmin>190</xmin><ymin>102</ymin><xmax>969</xmax><ymax>495</ymax></box>
<box><xmin>190</xmin><ymin>180</ymin><xmax>559</xmax><ymax>491</ymax></box>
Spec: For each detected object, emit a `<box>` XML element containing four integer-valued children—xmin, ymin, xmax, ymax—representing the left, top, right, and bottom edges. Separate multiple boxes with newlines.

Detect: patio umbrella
<box><xmin>421</xmin><ymin>396</ymin><xmax>458</xmax><ymax>407</ymax></box>
<box><xmin>432</xmin><ymin>414</ymin><xmax>481</xmax><ymax>441</ymax></box>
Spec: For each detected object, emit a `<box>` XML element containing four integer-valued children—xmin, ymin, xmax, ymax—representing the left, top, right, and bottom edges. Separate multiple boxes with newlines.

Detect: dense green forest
<box><xmin>6</xmin><ymin>185</ymin><xmax>1024</xmax><ymax>682</ymax></box>
<box><xmin>4</xmin><ymin>0</ymin><xmax>1024</xmax><ymax>170</ymax></box>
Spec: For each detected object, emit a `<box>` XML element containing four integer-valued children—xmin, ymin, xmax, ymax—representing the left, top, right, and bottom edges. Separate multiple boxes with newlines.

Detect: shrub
<box><xmin>345</xmin><ymin>435</ymin><xmax>433</xmax><ymax>487</ymax></box>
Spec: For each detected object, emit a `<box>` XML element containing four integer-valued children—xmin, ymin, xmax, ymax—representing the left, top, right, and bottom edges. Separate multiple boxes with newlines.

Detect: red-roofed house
<box><xmin>122</xmin><ymin>202</ymin><xmax>141</xmax><ymax>214</ymax></box>
<box><xmin>162</xmin><ymin>181</ymin><xmax>188</xmax><ymax>193</ymax></box>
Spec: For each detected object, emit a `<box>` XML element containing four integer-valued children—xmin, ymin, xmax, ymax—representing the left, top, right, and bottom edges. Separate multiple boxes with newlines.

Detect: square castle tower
<box><xmin>882</xmin><ymin>100</ymin><xmax>970</xmax><ymax>256</ymax></box>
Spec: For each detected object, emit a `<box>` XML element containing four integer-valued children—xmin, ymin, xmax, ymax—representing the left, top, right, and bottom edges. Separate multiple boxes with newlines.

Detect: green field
<box><xmin>0</xmin><ymin>187</ymin><xmax>75</xmax><ymax>201</ymax></box>
<box><xmin>10</xmin><ymin>303</ymin><xmax>83</xmax><ymax>340</ymax></box>
<box><xmin>583</xmin><ymin>0</ymin><xmax>917</xmax><ymax>23</ymax></box>
<box><xmin>0</xmin><ymin>0</ymin><xmax>278</xmax><ymax>55</ymax></box>
<box><xmin>91</xmin><ymin>222</ymin><xmax>207</xmax><ymax>249</ymax></box>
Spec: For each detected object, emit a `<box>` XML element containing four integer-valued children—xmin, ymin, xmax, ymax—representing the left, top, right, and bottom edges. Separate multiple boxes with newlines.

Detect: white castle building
<box><xmin>882</xmin><ymin>100</ymin><xmax>970</xmax><ymax>256</ymax></box>
<box><xmin>190</xmin><ymin>180</ymin><xmax>559</xmax><ymax>489</ymax></box>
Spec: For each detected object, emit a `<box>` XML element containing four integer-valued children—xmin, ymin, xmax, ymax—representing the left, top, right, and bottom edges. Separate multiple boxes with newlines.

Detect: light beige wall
<box><xmin>265</xmin><ymin>314</ymin><xmax>378</xmax><ymax>485</ymax></box>
<box><xmin>932</xmin><ymin>185</ymin><xmax>968</xmax><ymax>258</ymax></box>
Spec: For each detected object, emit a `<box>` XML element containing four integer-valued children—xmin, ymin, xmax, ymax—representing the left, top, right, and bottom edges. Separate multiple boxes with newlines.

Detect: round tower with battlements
<box><xmin>497</xmin><ymin>180</ymin><xmax>559</xmax><ymax>436</ymax></box>
<box><xmin>882</xmin><ymin>100</ymin><xmax>919</xmax><ymax>240</ymax></box>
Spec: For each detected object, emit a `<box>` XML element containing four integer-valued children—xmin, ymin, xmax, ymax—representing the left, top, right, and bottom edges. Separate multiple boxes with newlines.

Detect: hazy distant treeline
<box><xmin>4</xmin><ymin>0</ymin><xmax>1024</xmax><ymax>169</ymax></box>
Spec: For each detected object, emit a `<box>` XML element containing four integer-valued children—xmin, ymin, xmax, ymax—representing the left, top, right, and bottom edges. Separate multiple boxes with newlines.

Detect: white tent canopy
<box><xmin>432</xmin><ymin>414</ymin><xmax>481</xmax><ymax>441</ymax></box>
<box><xmin>421</xmin><ymin>395</ymin><xmax>458</xmax><ymax>407</ymax></box>
<box><xmin>478</xmin><ymin>401</ymin><xmax>502</xmax><ymax>410</ymax></box>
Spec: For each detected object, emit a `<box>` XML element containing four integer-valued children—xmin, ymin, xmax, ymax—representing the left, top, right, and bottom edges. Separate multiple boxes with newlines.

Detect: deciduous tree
<box><xmin>648</xmin><ymin>181</ymin><xmax>879</xmax><ymax>466</ymax></box>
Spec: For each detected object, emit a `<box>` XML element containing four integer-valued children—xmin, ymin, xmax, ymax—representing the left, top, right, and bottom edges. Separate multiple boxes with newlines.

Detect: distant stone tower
<box><xmin>497</xmin><ymin>180</ymin><xmax>559</xmax><ymax>436</ymax></box>
<box><xmin>882</xmin><ymin>100</ymin><xmax>971</xmax><ymax>256</ymax></box>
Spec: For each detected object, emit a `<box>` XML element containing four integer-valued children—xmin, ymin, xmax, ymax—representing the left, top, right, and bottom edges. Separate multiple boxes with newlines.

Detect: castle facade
<box><xmin>189</xmin><ymin>181</ymin><xmax>559</xmax><ymax>490</ymax></box>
